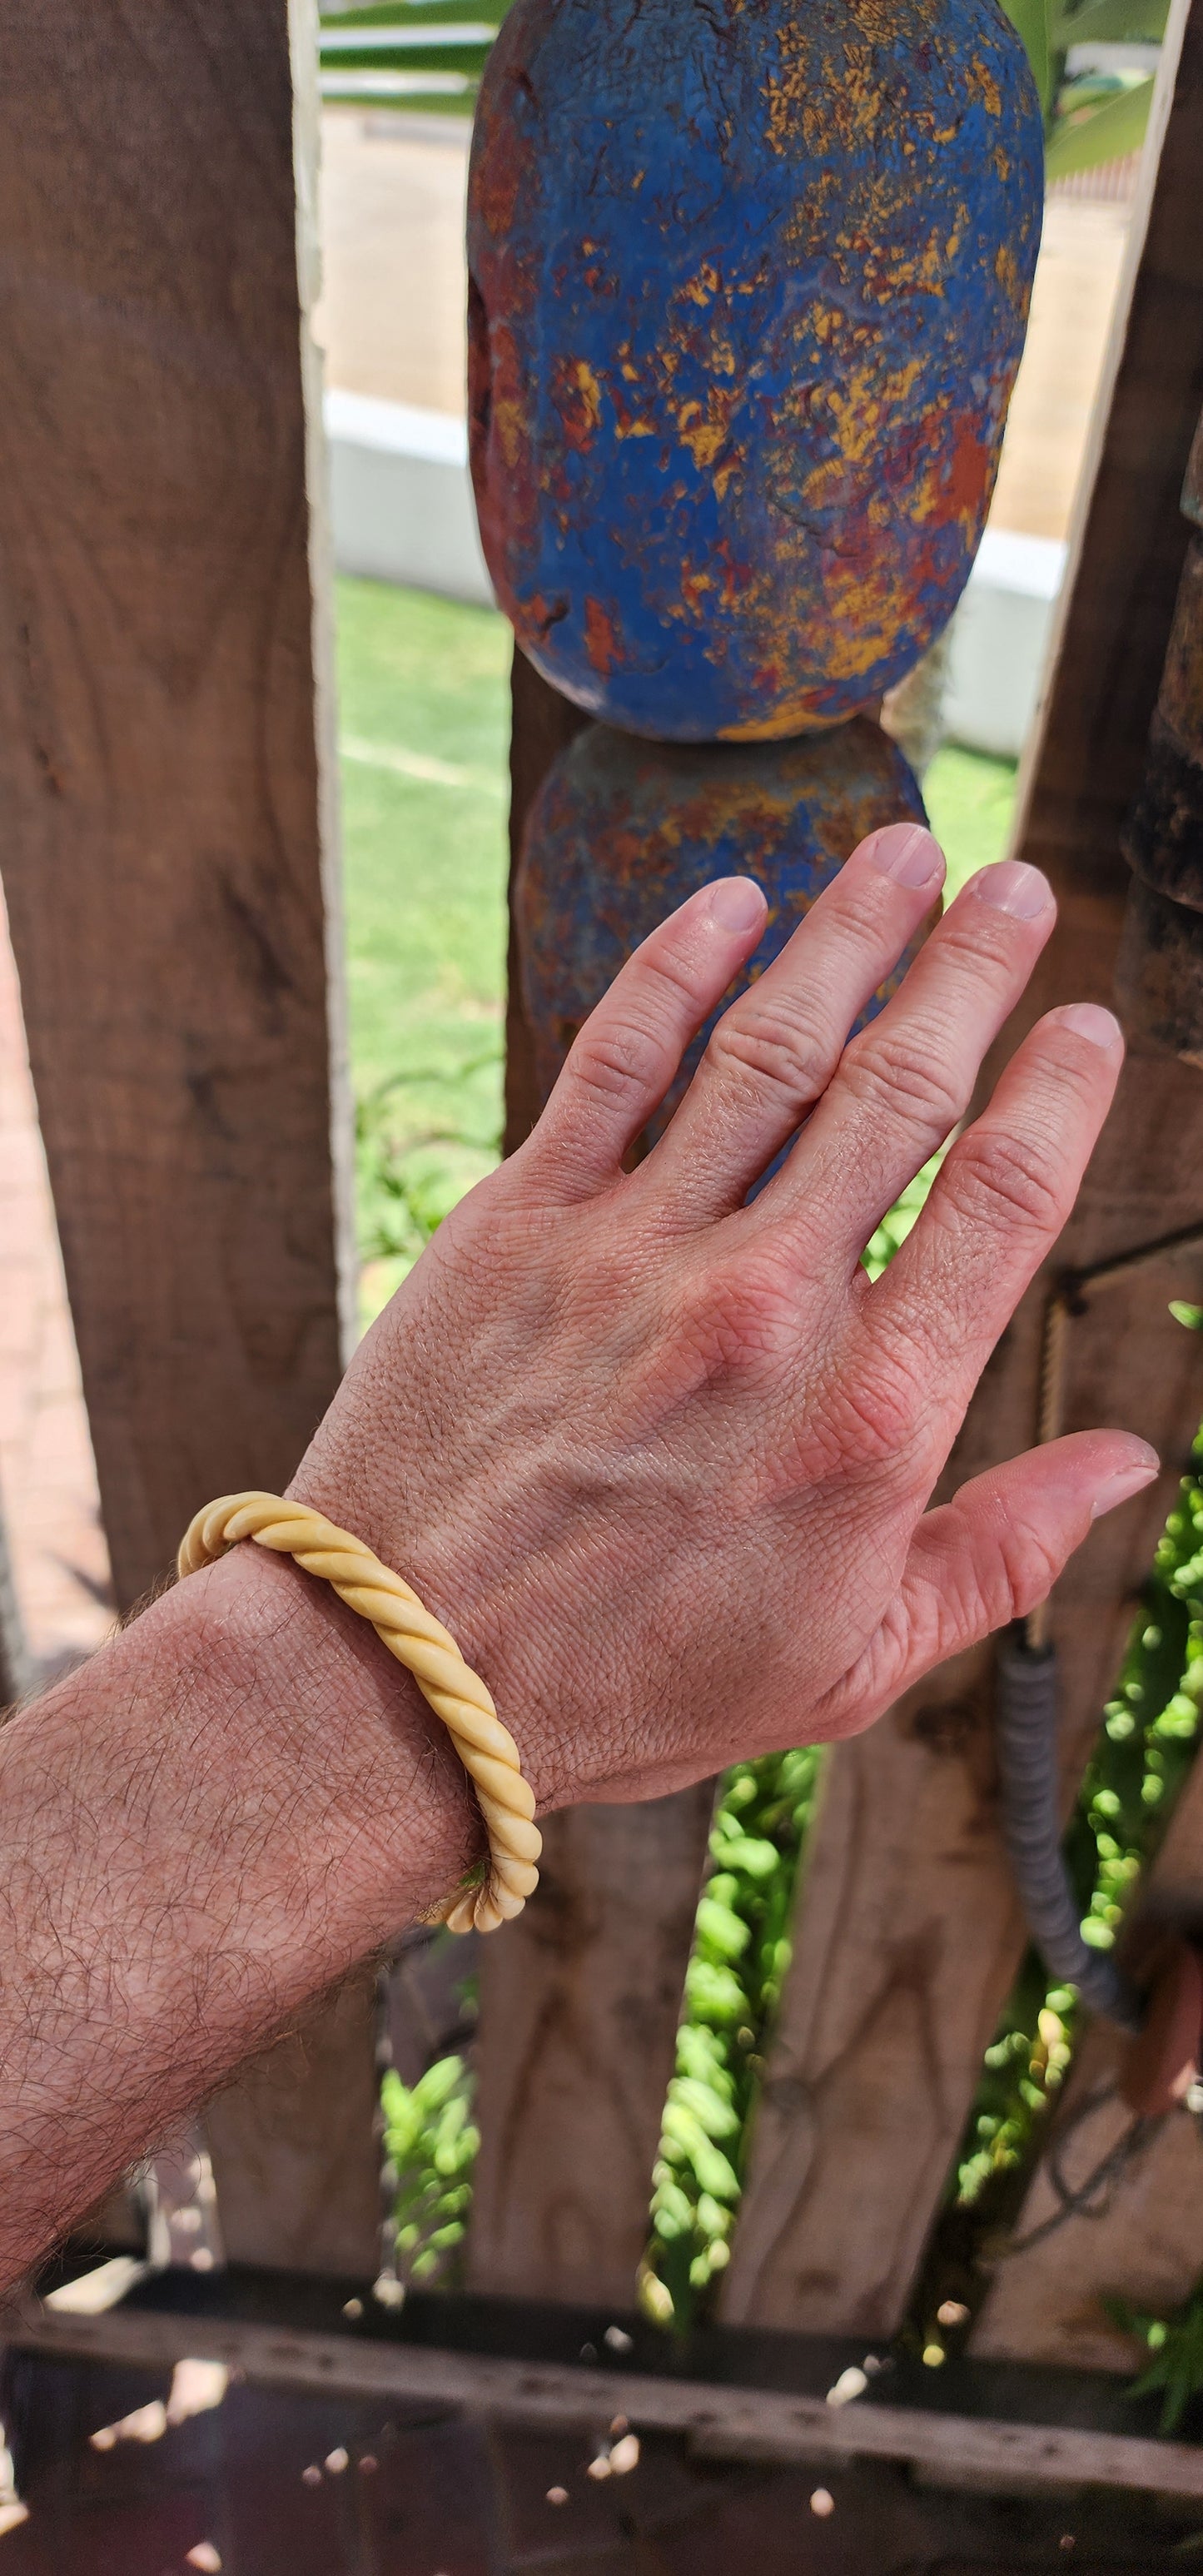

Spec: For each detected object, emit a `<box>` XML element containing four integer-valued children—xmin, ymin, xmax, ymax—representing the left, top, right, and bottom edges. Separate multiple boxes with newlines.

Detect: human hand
<box><xmin>295</xmin><ymin>824</ymin><xmax>1156</xmax><ymax>1816</ymax></box>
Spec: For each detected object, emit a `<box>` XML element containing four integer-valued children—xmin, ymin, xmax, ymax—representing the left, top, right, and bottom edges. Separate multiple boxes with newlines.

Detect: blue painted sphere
<box><xmin>517</xmin><ymin>716</ymin><xmax>928</xmax><ymax>1131</ymax></box>
<box><xmin>469</xmin><ymin>0</ymin><xmax>1042</xmax><ymax>741</ymax></box>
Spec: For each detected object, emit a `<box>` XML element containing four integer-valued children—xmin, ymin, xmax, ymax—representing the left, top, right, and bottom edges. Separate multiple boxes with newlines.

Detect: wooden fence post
<box><xmin>0</xmin><ymin>0</ymin><xmax>376</xmax><ymax>2273</ymax></box>
<box><xmin>466</xmin><ymin>654</ymin><xmax>713</xmax><ymax>2307</ymax></box>
<box><xmin>469</xmin><ymin>1791</ymin><xmax>713</xmax><ymax>2308</ymax></box>
<box><xmin>721</xmin><ymin>0</ymin><xmax>1203</xmax><ymax>2339</ymax></box>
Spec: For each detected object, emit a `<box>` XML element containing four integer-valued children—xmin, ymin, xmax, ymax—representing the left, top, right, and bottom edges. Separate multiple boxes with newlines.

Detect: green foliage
<box><xmin>336</xmin><ymin>578</ymin><xmax>510</xmax><ymax>1324</ymax></box>
<box><xmin>380</xmin><ymin>2054</ymin><xmax>480</xmax><ymax>2286</ymax></box>
<box><xmin>318</xmin><ymin>0</ymin><xmax>509</xmax><ymax>117</ymax></box>
<box><xmin>1001</xmin><ymin>0</ymin><xmax>1167</xmax><ymax>170</ymax></box>
<box><xmin>642</xmin><ymin>1751</ymin><xmax>823</xmax><ymax>2328</ymax></box>
<box><xmin>922</xmin><ymin>746</ymin><xmax>1021</xmax><ymax>897</ymax></box>
<box><xmin>1045</xmin><ymin>71</ymin><xmax>1157</xmax><ymax>177</ymax></box>
<box><xmin>356</xmin><ymin>1059</ymin><xmax>501</xmax><ymax>1315</ymax></box>
<box><xmin>1005</xmin><ymin>0</ymin><xmax>1055</xmax><ymax>115</ymax></box>
<box><xmin>1106</xmin><ymin>2291</ymin><xmax>1203</xmax><ymax>2434</ymax></box>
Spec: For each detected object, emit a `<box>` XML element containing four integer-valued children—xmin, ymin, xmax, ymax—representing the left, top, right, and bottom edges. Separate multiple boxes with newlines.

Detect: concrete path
<box><xmin>315</xmin><ymin>111</ymin><xmax>472</xmax><ymax>420</ymax></box>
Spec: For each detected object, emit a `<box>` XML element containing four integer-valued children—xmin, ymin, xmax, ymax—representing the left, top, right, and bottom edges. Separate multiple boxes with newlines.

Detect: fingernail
<box><xmin>708</xmin><ymin>876</ymin><xmax>767</xmax><ymax>932</ymax></box>
<box><xmin>968</xmin><ymin>859</ymin><xmax>1053</xmax><ymax>920</ymax></box>
<box><xmin>1091</xmin><ymin>1445</ymin><xmax>1160</xmax><ymax>1519</ymax></box>
<box><xmin>1048</xmin><ymin>1002</ymin><xmax>1124</xmax><ymax>1052</ymax></box>
<box><xmin>862</xmin><ymin>823</ymin><xmax>945</xmax><ymax>888</ymax></box>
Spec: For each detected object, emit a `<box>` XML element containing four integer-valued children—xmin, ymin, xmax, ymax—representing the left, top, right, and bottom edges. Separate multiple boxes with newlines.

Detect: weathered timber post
<box><xmin>467</xmin><ymin>0</ymin><xmax>1041</xmax><ymax>2304</ymax></box>
<box><xmin>0</xmin><ymin>0</ymin><xmax>379</xmax><ymax>2275</ymax></box>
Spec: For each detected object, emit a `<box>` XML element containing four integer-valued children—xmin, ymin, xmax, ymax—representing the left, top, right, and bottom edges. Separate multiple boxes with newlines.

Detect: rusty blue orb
<box><xmin>469</xmin><ymin>0</ymin><xmax>1042</xmax><ymax>742</ymax></box>
<box><xmin>517</xmin><ymin>716</ymin><xmax>928</xmax><ymax>1132</ymax></box>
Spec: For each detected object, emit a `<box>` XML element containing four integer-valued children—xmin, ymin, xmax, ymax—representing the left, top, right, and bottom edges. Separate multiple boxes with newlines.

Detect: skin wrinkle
<box><xmin>0</xmin><ymin>838</ymin><xmax>1156</xmax><ymax>2293</ymax></box>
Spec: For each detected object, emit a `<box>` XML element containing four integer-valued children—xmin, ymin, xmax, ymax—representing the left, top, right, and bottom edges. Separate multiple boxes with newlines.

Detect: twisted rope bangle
<box><xmin>176</xmin><ymin>1491</ymin><xmax>540</xmax><ymax>1936</ymax></box>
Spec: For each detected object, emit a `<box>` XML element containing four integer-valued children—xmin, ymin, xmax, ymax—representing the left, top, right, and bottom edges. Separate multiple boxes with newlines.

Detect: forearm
<box><xmin>0</xmin><ymin>1546</ymin><xmax>477</xmax><ymax>2293</ymax></box>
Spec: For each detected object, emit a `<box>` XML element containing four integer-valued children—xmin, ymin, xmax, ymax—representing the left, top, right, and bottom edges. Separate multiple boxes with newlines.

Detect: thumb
<box><xmin>897</xmin><ymin>1430</ymin><xmax>1160</xmax><ymax>1681</ymax></box>
<box><xmin>818</xmin><ymin>1431</ymin><xmax>1160</xmax><ymax>1739</ymax></box>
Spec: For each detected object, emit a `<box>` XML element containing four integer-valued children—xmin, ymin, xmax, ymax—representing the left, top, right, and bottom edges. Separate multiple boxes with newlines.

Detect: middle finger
<box><xmin>752</xmin><ymin>858</ymin><xmax>1056</xmax><ymax>1266</ymax></box>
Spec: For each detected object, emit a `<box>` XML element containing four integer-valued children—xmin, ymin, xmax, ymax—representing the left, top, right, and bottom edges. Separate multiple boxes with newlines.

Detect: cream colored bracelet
<box><xmin>176</xmin><ymin>1491</ymin><xmax>540</xmax><ymax>1935</ymax></box>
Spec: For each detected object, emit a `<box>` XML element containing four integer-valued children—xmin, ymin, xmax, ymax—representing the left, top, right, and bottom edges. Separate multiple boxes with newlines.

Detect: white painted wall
<box><xmin>943</xmin><ymin>529</ymin><xmax>1066</xmax><ymax>761</ymax></box>
<box><xmin>323</xmin><ymin>391</ymin><xmax>1066</xmax><ymax>762</ymax></box>
<box><xmin>325</xmin><ymin>388</ymin><xmax>492</xmax><ymax>606</ymax></box>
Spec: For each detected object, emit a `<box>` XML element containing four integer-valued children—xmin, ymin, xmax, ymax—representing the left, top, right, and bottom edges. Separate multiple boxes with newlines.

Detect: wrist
<box><xmin>0</xmin><ymin>1531</ymin><xmax>483</xmax><ymax>2287</ymax></box>
<box><xmin>172</xmin><ymin>1541</ymin><xmax>485</xmax><ymax>1962</ymax></box>
<box><xmin>286</xmin><ymin>1436</ymin><xmax>569</xmax><ymax>1816</ymax></box>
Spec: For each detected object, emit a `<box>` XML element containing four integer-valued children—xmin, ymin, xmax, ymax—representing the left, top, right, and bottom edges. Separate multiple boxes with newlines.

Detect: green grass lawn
<box><xmin>337</xmin><ymin>579</ymin><xmax>510</xmax><ymax>1320</ymax></box>
<box><xmin>336</xmin><ymin>575</ymin><xmax>1018</xmax><ymax>1319</ymax></box>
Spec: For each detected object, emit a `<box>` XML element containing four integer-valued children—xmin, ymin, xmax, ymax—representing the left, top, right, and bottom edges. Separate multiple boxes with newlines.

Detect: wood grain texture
<box><xmin>0</xmin><ymin>0</ymin><xmax>378</xmax><ymax>2274</ymax></box>
<box><xmin>468</xmin><ymin>1790</ymin><xmax>713</xmax><ymax>2306</ymax></box>
<box><xmin>503</xmin><ymin>647</ymin><xmax>589</xmax><ymax>1154</ymax></box>
<box><xmin>205</xmin><ymin>1971</ymin><xmax>382</xmax><ymax>2277</ymax></box>
<box><xmin>12</xmin><ymin>2294</ymin><xmax>1203</xmax><ymax>2500</ymax></box>
<box><xmin>0</xmin><ymin>0</ymin><xmax>350</xmax><ymax>1609</ymax></box>
<box><xmin>972</xmin><ymin>1733</ymin><xmax>1203</xmax><ymax>2367</ymax></box>
<box><xmin>721</xmin><ymin>0</ymin><xmax>1203</xmax><ymax>2340</ymax></box>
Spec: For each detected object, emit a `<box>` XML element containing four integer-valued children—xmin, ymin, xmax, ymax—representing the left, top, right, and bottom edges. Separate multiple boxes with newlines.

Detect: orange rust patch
<box><xmin>969</xmin><ymin>54</ymin><xmax>1002</xmax><ymax>114</ymax></box>
<box><xmin>552</xmin><ymin>356</ymin><xmax>604</xmax><ymax>452</ymax></box>
<box><xmin>584</xmin><ymin>596</ymin><xmax>622</xmax><ymax>677</ymax></box>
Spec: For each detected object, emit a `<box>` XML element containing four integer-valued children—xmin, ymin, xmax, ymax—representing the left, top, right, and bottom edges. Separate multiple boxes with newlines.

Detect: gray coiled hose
<box><xmin>996</xmin><ymin>1628</ymin><xmax>1142</xmax><ymax>2032</ymax></box>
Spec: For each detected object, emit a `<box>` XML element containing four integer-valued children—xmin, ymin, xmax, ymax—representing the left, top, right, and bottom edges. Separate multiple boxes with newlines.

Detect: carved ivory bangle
<box><xmin>176</xmin><ymin>1491</ymin><xmax>540</xmax><ymax>1935</ymax></box>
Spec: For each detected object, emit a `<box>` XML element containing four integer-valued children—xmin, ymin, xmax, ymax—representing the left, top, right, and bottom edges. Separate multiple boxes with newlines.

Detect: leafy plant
<box><xmin>1106</xmin><ymin>2290</ymin><xmax>1203</xmax><ymax>2434</ymax></box>
<box><xmin>1002</xmin><ymin>0</ymin><xmax>1167</xmax><ymax>177</ymax></box>
<box><xmin>356</xmin><ymin>1056</ymin><xmax>501</xmax><ymax>1322</ymax></box>
<box><xmin>380</xmin><ymin>2053</ymin><xmax>479</xmax><ymax>2286</ymax></box>
<box><xmin>640</xmin><ymin>1748</ymin><xmax>823</xmax><ymax>2328</ymax></box>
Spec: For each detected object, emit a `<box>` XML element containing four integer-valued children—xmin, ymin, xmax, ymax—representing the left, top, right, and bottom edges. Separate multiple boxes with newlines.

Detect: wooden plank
<box><xmin>972</xmin><ymin>1737</ymin><xmax>1203</xmax><ymax>2368</ymax></box>
<box><xmin>502</xmin><ymin>647</ymin><xmax>589</xmax><ymax>1154</ymax></box>
<box><xmin>0</xmin><ymin>0</ymin><xmax>375</xmax><ymax>2272</ymax></box>
<box><xmin>471</xmin><ymin>657</ymin><xmax>712</xmax><ymax>2305</ymax></box>
<box><xmin>467</xmin><ymin>1789</ymin><xmax>713</xmax><ymax>2306</ymax></box>
<box><xmin>8</xmin><ymin>2290</ymin><xmax>1203</xmax><ymax>2499</ymax></box>
<box><xmin>205</xmin><ymin>1972</ymin><xmax>382</xmax><ymax>2278</ymax></box>
<box><xmin>721</xmin><ymin>0</ymin><xmax>1203</xmax><ymax>2341</ymax></box>
<box><xmin>0</xmin><ymin>0</ymin><xmax>353</xmax><ymax>1603</ymax></box>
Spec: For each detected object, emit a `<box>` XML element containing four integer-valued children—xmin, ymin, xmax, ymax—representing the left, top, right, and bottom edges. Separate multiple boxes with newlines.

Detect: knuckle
<box><xmin>643</xmin><ymin>932</ymin><xmax>713</xmax><ymax>1013</ymax></box>
<box><xmin>829</xmin><ymin>1348</ymin><xmax>921</xmax><ymax>1466</ymax></box>
<box><xmin>840</xmin><ymin>1024</ymin><xmax>964</xmax><ymax>1139</ymax></box>
<box><xmin>996</xmin><ymin>1515</ymin><xmax>1062</xmax><ymax>1624</ymax></box>
<box><xmin>943</xmin><ymin>1126</ymin><xmax>1063</xmax><ymax>1235</ymax></box>
<box><xmin>567</xmin><ymin>1015</ymin><xmax>665</xmax><ymax>1107</ymax></box>
<box><xmin>686</xmin><ymin>1252</ymin><xmax>800</xmax><ymax>1379</ymax></box>
<box><xmin>707</xmin><ymin>992</ymin><xmax>833</xmax><ymax>1111</ymax></box>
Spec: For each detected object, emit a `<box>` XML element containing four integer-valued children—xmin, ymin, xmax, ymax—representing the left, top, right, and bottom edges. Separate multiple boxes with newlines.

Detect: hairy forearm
<box><xmin>0</xmin><ymin>1548</ymin><xmax>478</xmax><ymax>2292</ymax></box>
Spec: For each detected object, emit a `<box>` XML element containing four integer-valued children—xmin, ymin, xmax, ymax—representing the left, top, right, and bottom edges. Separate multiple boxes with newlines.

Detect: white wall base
<box><xmin>325</xmin><ymin>388</ymin><xmax>493</xmax><ymax>607</ymax></box>
<box><xmin>324</xmin><ymin>390</ymin><xmax>1066</xmax><ymax>762</ymax></box>
<box><xmin>942</xmin><ymin>528</ymin><xmax>1066</xmax><ymax>761</ymax></box>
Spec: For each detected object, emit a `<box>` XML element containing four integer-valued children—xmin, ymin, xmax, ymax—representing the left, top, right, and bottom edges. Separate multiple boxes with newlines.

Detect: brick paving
<box><xmin>0</xmin><ymin>893</ymin><xmax>113</xmax><ymax>1691</ymax></box>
